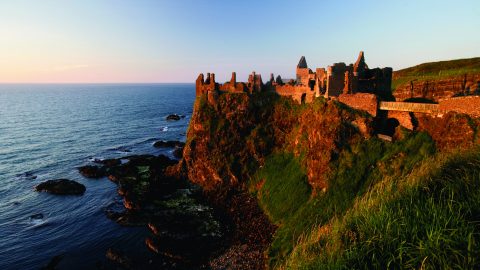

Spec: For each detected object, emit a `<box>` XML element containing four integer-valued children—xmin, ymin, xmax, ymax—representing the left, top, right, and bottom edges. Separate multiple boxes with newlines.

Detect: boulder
<box><xmin>166</xmin><ymin>114</ymin><xmax>181</xmax><ymax>121</ymax></box>
<box><xmin>153</xmin><ymin>140</ymin><xmax>185</xmax><ymax>148</ymax></box>
<box><xmin>35</xmin><ymin>179</ymin><xmax>86</xmax><ymax>195</ymax></box>
<box><xmin>173</xmin><ymin>146</ymin><xmax>184</xmax><ymax>159</ymax></box>
<box><xmin>78</xmin><ymin>165</ymin><xmax>105</xmax><ymax>178</ymax></box>
<box><xmin>30</xmin><ymin>213</ymin><xmax>44</xmax><ymax>220</ymax></box>
<box><xmin>105</xmin><ymin>248</ymin><xmax>133</xmax><ymax>270</ymax></box>
<box><xmin>93</xmin><ymin>158</ymin><xmax>121</xmax><ymax>167</ymax></box>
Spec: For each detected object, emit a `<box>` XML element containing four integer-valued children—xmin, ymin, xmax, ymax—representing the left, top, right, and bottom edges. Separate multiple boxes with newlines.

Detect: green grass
<box><xmin>251</xmin><ymin>132</ymin><xmax>437</xmax><ymax>268</ymax></box>
<box><xmin>391</xmin><ymin>57</ymin><xmax>480</xmax><ymax>91</ymax></box>
<box><xmin>395</xmin><ymin>57</ymin><xmax>480</xmax><ymax>77</ymax></box>
<box><xmin>283</xmin><ymin>148</ymin><xmax>480</xmax><ymax>269</ymax></box>
<box><xmin>251</xmin><ymin>153</ymin><xmax>311</xmax><ymax>223</ymax></box>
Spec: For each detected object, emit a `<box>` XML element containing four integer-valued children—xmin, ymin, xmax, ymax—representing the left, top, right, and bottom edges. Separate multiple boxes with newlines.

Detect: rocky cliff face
<box><xmin>414</xmin><ymin>112</ymin><xmax>480</xmax><ymax>150</ymax></box>
<box><xmin>393</xmin><ymin>73</ymin><xmax>480</xmax><ymax>102</ymax></box>
<box><xmin>177</xmin><ymin>93</ymin><xmax>373</xmax><ymax>195</ymax></box>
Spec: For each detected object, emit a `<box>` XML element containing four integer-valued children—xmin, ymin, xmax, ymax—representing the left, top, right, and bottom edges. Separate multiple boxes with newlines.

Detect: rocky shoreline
<box><xmin>36</xmin><ymin>138</ymin><xmax>275</xmax><ymax>269</ymax></box>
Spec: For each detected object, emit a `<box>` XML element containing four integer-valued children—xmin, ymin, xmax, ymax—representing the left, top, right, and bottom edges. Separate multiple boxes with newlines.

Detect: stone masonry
<box><xmin>196</xmin><ymin>52</ymin><xmax>480</xmax><ymax>126</ymax></box>
<box><xmin>196</xmin><ymin>51</ymin><xmax>393</xmax><ymax>104</ymax></box>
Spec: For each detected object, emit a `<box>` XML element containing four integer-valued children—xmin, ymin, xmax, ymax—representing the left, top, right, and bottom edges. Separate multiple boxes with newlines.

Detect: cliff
<box><xmin>176</xmin><ymin>89</ymin><xmax>480</xmax><ymax>268</ymax></box>
<box><xmin>393</xmin><ymin>57</ymin><xmax>480</xmax><ymax>102</ymax></box>
<box><xmin>178</xmin><ymin>92</ymin><xmax>373</xmax><ymax>195</ymax></box>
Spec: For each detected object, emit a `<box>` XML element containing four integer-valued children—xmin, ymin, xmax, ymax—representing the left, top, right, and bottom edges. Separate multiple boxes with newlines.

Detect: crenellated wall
<box><xmin>195</xmin><ymin>53</ymin><xmax>480</xmax><ymax>125</ymax></box>
<box><xmin>276</xmin><ymin>85</ymin><xmax>315</xmax><ymax>103</ymax></box>
<box><xmin>195</xmin><ymin>51</ymin><xmax>392</xmax><ymax>104</ymax></box>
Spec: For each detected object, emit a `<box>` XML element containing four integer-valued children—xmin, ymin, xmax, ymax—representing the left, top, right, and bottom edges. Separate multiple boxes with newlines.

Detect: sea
<box><xmin>0</xmin><ymin>84</ymin><xmax>196</xmax><ymax>269</ymax></box>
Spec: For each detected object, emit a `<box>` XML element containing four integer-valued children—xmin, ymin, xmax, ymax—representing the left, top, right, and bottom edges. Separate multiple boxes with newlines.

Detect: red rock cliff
<box><xmin>177</xmin><ymin>93</ymin><xmax>374</xmax><ymax>195</ymax></box>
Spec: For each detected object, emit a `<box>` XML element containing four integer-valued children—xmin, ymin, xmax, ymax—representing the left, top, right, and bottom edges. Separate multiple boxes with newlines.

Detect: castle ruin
<box><xmin>196</xmin><ymin>51</ymin><xmax>393</xmax><ymax>104</ymax></box>
<box><xmin>196</xmin><ymin>52</ymin><xmax>480</xmax><ymax>134</ymax></box>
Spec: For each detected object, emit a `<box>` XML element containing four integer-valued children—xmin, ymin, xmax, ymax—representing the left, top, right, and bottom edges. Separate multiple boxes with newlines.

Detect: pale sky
<box><xmin>0</xmin><ymin>0</ymin><xmax>479</xmax><ymax>83</ymax></box>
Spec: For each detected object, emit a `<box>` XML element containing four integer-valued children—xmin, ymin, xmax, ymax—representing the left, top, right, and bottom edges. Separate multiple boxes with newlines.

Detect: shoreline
<box><xmin>69</xmin><ymin>144</ymin><xmax>275</xmax><ymax>269</ymax></box>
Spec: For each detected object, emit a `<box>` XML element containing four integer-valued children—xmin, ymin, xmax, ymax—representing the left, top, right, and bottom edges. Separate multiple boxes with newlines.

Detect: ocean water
<box><xmin>0</xmin><ymin>84</ymin><xmax>195</xmax><ymax>269</ymax></box>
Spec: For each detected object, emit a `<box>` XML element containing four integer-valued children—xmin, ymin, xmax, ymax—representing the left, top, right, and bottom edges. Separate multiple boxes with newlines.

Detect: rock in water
<box><xmin>93</xmin><ymin>158</ymin><xmax>121</xmax><ymax>167</ymax></box>
<box><xmin>30</xmin><ymin>213</ymin><xmax>44</xmax><ymax>220</ymax></box>
<box><xmin>78</xmin><ymin>165</ymin><xmax>105</xmax><ymax>178</ymax></box>
<box><xmin>173</xmin><ymin>146</ymin><xmax>184</xmax><ymax>158</ymax></box>
<box><xmin>153</xmin><ymin>140</ymin><xmax>185</xmax><ymax>148</ymax></box>
<box><xmin>166</xmin><ymin>114</ymin><xmax>181</xmax><ymax>121</ymax></box>
<box><xmin>106</xmin><ymin>248</ymin><xmax>133</xmax><ymax>270</ymax></box>
<box><xmin>35</xmin><ymin>179</ymin><xmax>86</xmax><ymax>195</ymax></box>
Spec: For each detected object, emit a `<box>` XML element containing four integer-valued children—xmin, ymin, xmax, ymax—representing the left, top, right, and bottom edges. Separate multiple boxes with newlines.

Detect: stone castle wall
<box><xmin>338</xmin><ymin>93</ymin><xmax>378</xmax><ymax>117</ymax></box>
<box><xmin>276</xmin><ymin>85</ymin><xmax>315</xmax><ymax>103</ymax></box>
<box><xmin>196</xmin><ymin>51</ymin><xmax>392</xmax><ymax>104</ymax></box>
<box><xmin>195</xmin><ymin>53</ymin><xmax>480</xmax><ymax>123</ymax></box>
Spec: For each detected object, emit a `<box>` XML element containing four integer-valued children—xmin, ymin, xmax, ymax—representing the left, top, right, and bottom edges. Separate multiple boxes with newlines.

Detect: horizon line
<box><xmin>0</xmin><ymin>82</ymin><xmax>195</xmax><ymax>84</ymax></box>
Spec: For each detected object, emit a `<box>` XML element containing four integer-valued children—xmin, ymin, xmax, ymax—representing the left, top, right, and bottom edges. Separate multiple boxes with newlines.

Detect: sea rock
<box><xmin>153</xmin><ymin>140</ymin><xmax>185</xmax><ymax>148</ymax></box>
<box><xmin>145</xmin><ymin>237</ymin><xmax>160</xmax><ymax>254</ymax></box>
<box><xmin>93</xmin><ymin>158</ymin><xmax>121</xmax><ymax>167</ymax></box>
<box><xmin>17</xmin><ymin>172</ymin><xmax>37</xmax><ymax>180</ymax></box>
<box><xmin>78</xmin><ymin>165</ymin><xmax>105</xmax><ymax>178</ymax></box>
<box><xmin>166</xmin><ymin>114</ymin><xmax>182</xmax><ymax>121</ymax></box>
<box><xmin>35</xmin><ymin>179</ymin><xmax>86</xmax><ymax>195</ymax></box>
<box><xmin>30</xmin><ymin>213</ymin><xmax>44</xmax><ymax>220</ymax></box>
<box><xmin>106</xmin><ymin>248</ymin><xmax>133</xmax><ymax>270</ymax></box>
<box><xmin>173</xmin><ymin>146</ymin><xmax>184</xmax><ymax>159</ymax></box>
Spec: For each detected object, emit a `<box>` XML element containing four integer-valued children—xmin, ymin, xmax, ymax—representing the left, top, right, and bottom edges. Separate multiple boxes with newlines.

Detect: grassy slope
<box><xmin>392</xmin><ymin>57</ymin><xmax>480</xmax><ymax>90</ymax></box>
<box><xmin>250</xmin><ymin>126</ymin><xmax>480</xmax><ymax>268</ymax></box>
<box><xmin>283</xmin><ymin>148</ymin><xmax>480</xmax><ymax>269</ymax></box>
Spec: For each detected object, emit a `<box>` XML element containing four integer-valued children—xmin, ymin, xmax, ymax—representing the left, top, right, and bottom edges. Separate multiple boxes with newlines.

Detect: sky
<box><xmin>0</xmin><ymin>0</ymin><xmax>479</xmax><ymax>83</ymax></box>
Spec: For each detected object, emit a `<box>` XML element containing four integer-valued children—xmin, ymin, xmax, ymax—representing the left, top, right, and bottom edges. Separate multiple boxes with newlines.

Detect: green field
<box><xmin>392</xmin><ymin>57</ymin><xmax>480</xmax><ymax>91</ymax></box>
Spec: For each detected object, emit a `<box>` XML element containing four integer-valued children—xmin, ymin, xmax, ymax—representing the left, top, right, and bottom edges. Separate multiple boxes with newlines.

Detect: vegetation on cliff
<box><xmin>392</xmin><ymin>57</ymin><xmax>480</xmax><ymax>94</ymax></box>
<box><xmin>282</xmin><ymin>148</ymin><xmax>480</xmax><ymax>269</ymax></box>
<box><xmin>182</xmin><ymin>92</ymin><xmax>480</xmax><ymax>269</ymax></box>
<box><xmin>395</xmin><ymin>57</ymin><xmax>480</xmax><ymax>78</ymax></box>
<box><xmin>251</xmin><ymin>132</ymin><xmax>437</xmax><ymax>268</ymax></box>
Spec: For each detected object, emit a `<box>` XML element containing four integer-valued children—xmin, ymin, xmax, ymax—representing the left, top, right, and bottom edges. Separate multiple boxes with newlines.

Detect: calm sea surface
<box><xmin>0</xmin><ymin>84</ymin><xmax>195</xmax><ymax>269</ymax></box>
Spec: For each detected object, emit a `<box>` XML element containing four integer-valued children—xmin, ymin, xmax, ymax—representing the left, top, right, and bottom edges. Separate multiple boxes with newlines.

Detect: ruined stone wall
<box><xmin>196</xmin><ymin>73</ymin><xmax>218</xmax><ymax>95</ymax></box>
<box><xmin>326</xmin><ymin>64</ymin><xmax>348</xmax><ymax>97</ymax></box>
<box><xmin>219</xmin><ymin>82</ymin><xmax>247</xmax><ymax>93</ymax></box>
<box><xmin>276</xmin><ymin>85</ymin><xmax>315</xmax><ymax>103</ymax></box>
<box><xmin>296</xmin><ymin>68</ymin><xmax>311</xmax><ymax>85</ymax></box>
<box><xmin>438</xmin><ymin>96</ymin><xmax>480</xmax><ymax>117</ymax></box>
<box><xmin>353</xmin><ymin>67</ymin><xmax>393</xmax><ymax>97</ymax></box>
<box><xmin>338</xmin><ymin>93</ymin><xmax>378</xmax><ymax>117</ymax></box>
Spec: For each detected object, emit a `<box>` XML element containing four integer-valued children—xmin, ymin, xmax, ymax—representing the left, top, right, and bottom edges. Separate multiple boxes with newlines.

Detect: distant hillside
<box><xmin>392</xmin><ymin>57</ymin><xmax>480</xmax><ymax>101</ymax></box>
<box><xmin>394</xmin><ymin>57</ymin><xmax>480</xmax><ymax>78</ymax></box>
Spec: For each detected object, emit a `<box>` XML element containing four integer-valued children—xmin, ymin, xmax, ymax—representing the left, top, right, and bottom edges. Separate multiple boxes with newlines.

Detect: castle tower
<box><xmin>195</xmin><ymin>73</ymin><xmax>205</xmax><ymax>95</ymax></box>
<box><xmin>297</xmin><ymin>56</ymin><xmax>308</xmax><ymax>69</ymax></box>
<box><xmin>353</xmin><ymin>51</ymin><xmax>367</xmax><ymax>75</ymax></box>
<box><xmin>343</xmin><ymin>71</ymin><xmax>351</xmax><ymax>94</ymax></box>
<box><xmin>296</xmin><ymin>56</ymin><xmax>310</xmax><ymax>85</ymax></box>
<box><xmin>210</xmin><ymin>73</ymin><xmax>216</xmax><ymax>85</ymax></box>
<box><xmin>230</xmin><ymin>72</ymin><xmax>236</xmax><ymax>85</ymax></box>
